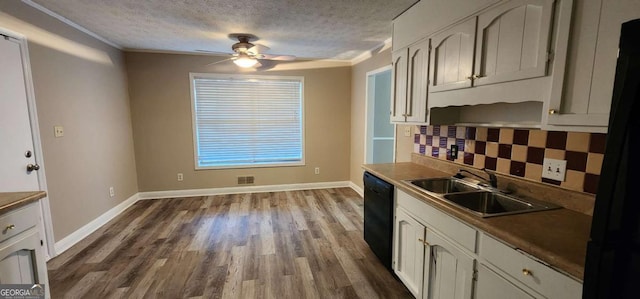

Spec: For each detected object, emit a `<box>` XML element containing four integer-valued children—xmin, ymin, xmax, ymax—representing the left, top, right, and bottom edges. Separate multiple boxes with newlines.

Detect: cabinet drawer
<box><xmin>0</xmin><ymin>203</ymin><xmax>39</xmax><ymax>243</ymax></box>
<box><xmin>479</xmin><ymin>233</ymin><xmax>582</xmax><ymax>298</ymax></box>
<box><xmin>396</xmin><ymin>189</ymin><xmax>477</xmax><ymax>252</ymax></box>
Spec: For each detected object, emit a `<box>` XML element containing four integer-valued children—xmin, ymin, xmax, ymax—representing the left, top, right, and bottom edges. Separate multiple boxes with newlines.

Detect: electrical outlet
<box><xmin>54</xmin><ymin>126</ymin><xmax>64</xmax><ymax>138</ymax></box>
<box><xmin>109</xmin><ymin>187</ymin><xmax>115</xmax><ymax>197</ymax></box>
<box><xmin>314</xmin><ymin>167</ymin><xmax>320</xmax><ymax>175</ymax></box>
<box><xmin>542</xmin><ymin>158</ymin><xmax>567</xmax><ymax>181</ymax></box>
<box><xmin>177</xmin><ymin>173</ymin><xmax>183</xmax><ymax>181</ymax></box>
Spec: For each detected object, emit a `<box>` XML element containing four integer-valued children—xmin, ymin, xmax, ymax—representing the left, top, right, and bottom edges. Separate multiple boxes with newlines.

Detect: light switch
<box><xmin>542</xmin><ymin>158</ymin><xmax>567</xmax><ymax>181</ymax></box>
<box><xmin>54</xmin><ymin>126</ymin><xmax>64</xmax><ymax>138</ymax></box>
<box><xmin>404</xmin><ymin>126</ymin><xmax>411</xmax><ymax>137</ymax></box>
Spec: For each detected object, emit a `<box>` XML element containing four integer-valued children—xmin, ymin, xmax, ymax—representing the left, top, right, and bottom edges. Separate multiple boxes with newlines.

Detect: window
<box><xmin>190</xmin><ymin>73</ymin><xmax>304</xmax><ymax>169</ymax></box>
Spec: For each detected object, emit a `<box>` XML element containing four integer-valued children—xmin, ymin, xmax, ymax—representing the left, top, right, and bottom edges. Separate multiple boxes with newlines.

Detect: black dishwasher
<box><xmin>363</xmin><ymin>171</ymin><xmax>394</xmax><ymax>271</ymax></box>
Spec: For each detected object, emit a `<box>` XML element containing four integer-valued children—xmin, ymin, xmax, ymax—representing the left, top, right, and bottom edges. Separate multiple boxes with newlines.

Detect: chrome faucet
<box><xmin>455</xmin><ymin>168</ymin><xmax>498</xmax><ymax>188</ymax></box>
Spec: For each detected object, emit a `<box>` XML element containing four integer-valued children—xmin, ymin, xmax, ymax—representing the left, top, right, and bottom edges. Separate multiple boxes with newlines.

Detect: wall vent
<box><xmin>237</xmin><ymin>176</ymin><xmax>255</xmax><ymax>185</ymax></box>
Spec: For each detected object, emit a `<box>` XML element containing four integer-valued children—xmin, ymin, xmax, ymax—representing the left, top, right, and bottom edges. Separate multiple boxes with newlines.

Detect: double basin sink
<box><xmin>404</xmin><ymin>177</ymin><xmax>560</xmax><ymax>217</ymax></box>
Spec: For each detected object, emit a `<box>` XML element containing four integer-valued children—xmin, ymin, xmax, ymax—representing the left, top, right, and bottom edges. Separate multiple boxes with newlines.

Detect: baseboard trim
<box><xmin>53</xmin><ymin>193</ymin><xmax>140</xmax><ymax>256</ymax></box>
<box><xmin>138</xmin><ymin>181</ymin><xmax>354</xmax><ymax>200</ymax></box>
<box><xmin>349</xmin><ymin>182</ymin><xmax>364</xmax><ymax>197</ymax></box>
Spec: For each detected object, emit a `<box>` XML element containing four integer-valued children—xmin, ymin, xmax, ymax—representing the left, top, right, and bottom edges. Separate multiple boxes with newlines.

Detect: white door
<box><xmin>0</xmin><ymin>36</ymin><xmax>40</xmax><ymax>191</ymax></box>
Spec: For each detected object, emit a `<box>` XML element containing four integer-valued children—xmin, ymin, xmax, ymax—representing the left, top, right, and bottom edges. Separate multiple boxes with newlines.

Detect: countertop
<box><xmin>363</xmin><ymin>162</ymin><xmax>591</xmax><ymax>281</ymax></box>
<box><xmin>0</xmin><ymin>191</ymin><xmax>46</xmax><ymax>214</ymax></box>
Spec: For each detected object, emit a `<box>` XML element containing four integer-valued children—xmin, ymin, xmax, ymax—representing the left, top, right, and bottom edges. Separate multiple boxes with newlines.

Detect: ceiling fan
<box><xmin>203</xmin><ymin>34</ymin><xmax>296</xmax><ymax>68</ymax></box>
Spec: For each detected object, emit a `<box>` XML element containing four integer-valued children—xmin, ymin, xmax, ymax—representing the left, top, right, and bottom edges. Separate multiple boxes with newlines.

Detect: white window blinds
<box><xmin>191</xmin><ymin>74</ymin><xmax>304</xmax><ymax>169</ymax></box>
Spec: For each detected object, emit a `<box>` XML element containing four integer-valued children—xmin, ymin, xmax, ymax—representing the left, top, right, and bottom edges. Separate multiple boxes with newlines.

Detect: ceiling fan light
<box><xmin>233</xmin><ymin>55</ymin><xmax>258</xmax><ymax>68</ymax></box>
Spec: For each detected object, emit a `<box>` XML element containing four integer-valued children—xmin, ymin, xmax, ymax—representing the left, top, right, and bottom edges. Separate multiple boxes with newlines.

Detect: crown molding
<box><xmin>350</xmin><ymin>37</ymin><xmax>393</xmax><ymax>66</ymax></box>
<box><xmin>21</xmin><ymin>0</ymin><xmax>122</xmax><ymax>49</ymax></box>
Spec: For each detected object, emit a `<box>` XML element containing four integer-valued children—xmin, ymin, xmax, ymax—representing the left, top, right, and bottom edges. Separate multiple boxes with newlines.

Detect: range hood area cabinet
<box><xmin>391</xmin><ymin>38</ymin><xmax>430</xmax><ymax>123</ymax></box>
<box><xmin>428</xmin><ymin>0</ymin><xmax>555</xmax><ymax>108</ymax></box>
<box><xmin>544</xmin><ymin>0</ymin><xmax>640</xmax><ymax>133</ymax></box>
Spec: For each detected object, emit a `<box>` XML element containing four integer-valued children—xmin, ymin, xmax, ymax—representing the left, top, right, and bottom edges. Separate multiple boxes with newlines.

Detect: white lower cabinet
<box><xmin>394</xmin><ymin>207</ymin><xmax>427</xmax><ymax>298</ymax></box>
<box><xmin>0</xmin><ymin>202</ymin><xmax>50</xmax><ymax>297</ymax></box>
<box><xmin>423</xmin><ymin>229</ymin><xmax>475</xmax><ymax>299</ymax></box>
<box><xmin>476</xmin><ymin>264</ymin><xmax>535</xmax><ymax>299</ymax></box>
<box><xmin>393</xmin><ymin>189</ymin><xmax>582</xmax><ymax>299</ymax></box>
<box><xmin>394</xmin><ymin>190</ymin><xmax>477</xmax><ymax>299</ymax></box>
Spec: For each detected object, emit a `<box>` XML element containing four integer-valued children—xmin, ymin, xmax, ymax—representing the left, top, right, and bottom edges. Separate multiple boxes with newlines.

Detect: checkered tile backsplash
<box><xmin>414</xmin><ymin>125</ymin><xmax>606</xmax><ymax>194</ymax></box>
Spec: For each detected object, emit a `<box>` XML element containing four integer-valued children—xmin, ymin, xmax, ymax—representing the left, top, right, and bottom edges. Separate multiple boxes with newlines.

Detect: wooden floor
<box><xmin>47</xmin><ymin>188</ymin><xmax>411</xmax><ymax>298</ymax></box>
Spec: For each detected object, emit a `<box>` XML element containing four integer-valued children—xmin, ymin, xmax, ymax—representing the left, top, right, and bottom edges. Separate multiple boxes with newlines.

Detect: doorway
<box><xmin>365</xmin><ymin>65</ymin><xmax>394</xmax><ymax>164</ymax></box>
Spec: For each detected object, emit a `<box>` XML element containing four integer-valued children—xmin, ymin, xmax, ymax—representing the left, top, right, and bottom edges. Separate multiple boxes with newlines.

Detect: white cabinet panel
<box><xmin>476</xmin><ymin>264</ymin><xmax>536</xmax><ymax>299</ymax></box>
<box><xmin>392</xmin><ymin>0</ymin><xmax>500</xmax><ymax>51</ymax></box>
<box><xmin>407</xmin><ymin>39</ymin><xmax>430</xmax><ymax>123</ymax></box>
<box><xmin>391</xmin><ymin>49</ymin><xmax>409</xmax><ymax>123</ymax></box>
<box><xmin>479</xmin><ymin>233</ymin><xmax>582</xmax><ymax>298</ymax></box>
<box><xmin>393</xmin><ymin>207</ymin><xmax>426</xmax><ymax>298</ymax></box>
<box><xmin>546</xmin><ymin>0</ymin><xmax>640</xmax><ymax>130</ymax></box>
<box><xmin>424</xmin><ymin>229</ymin><xmax>475</xmax><ymax>299</ymax></box>
<box><xmin>0</xmin><ymin>231</ymin><xmax>40</xmax><ymax>284</ymax></box>
<box><xmin>430</xmin><ymin>18</ymin><xmax>477</xmax><ymax>92</ymax></box>
<box><xmin>392</xmin><ymin>39</ymin><xmax>430</xmax><ymax>124</ymax></box>
<box><xmin>475</xmin><ymin>0</ymin><xmax>554</xmax><ymax>86</ymax></box>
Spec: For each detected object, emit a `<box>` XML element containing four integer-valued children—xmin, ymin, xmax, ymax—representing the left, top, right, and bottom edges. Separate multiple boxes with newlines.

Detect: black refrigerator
<box><xmin>583</xmin><ymin>19</ymin><xmax>640</xmax><ymax>298</ymax></box>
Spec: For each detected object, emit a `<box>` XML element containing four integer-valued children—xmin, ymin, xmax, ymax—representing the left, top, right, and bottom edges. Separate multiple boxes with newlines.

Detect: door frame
<box><xmin>1</xmin><ymin>28</ymin><xmax>56</xmax><ymax>259</ymax></box>
<box><xmin>364</xmin><ymin>64</ymin><xmax>395</xmax><ymax>164</ymax></box>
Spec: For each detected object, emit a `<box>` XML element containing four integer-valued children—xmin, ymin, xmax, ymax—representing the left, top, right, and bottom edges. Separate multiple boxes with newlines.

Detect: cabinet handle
<box><xmin>5</xmin><ymin>224</ymin><xmax>16</xmax><ymax>231</ymax></box>
<box><xmin>466</xmin><ymin>74</ymin><xmax>483</xmax><ymax>80</ymax></box>
<box><xmin>548</xmin><ymin>109</ymin><xmax>558</xmax><ymax>115</ymax></box>
<box><xmin>522</xmin><ymin>269</ymin><xmax>533</xmax><ymax>276</ymax></box>
<box><xmin>418</xmin><ymin>238</ymin><xmax>430</xmax><ymax>246</ymax></box>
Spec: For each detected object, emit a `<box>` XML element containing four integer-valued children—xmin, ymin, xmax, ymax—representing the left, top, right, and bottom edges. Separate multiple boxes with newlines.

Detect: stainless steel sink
<box><xmin>407</xmin><ymin>178</ymin><xmax>481</xmax><ymax>194</ymax></box>
<box><xmin>403</xmin><ymin>177</ymin><xmax>561</xmax><ymax>217</ymax></box>
<box><xmin>443</xmin><ymin>191</ymin><xmax>560</xmax><ymax>217</ymax></box>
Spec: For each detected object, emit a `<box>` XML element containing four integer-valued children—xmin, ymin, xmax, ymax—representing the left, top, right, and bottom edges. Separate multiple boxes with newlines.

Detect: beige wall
<box><xmin>349</xmin><ymin>49</ymin><xmax>385</xmax><ymax>189</ymax></box>
<box><xmin>0</xmin><ymin>1</ymin><xmax>139</xmax><ymax>241</ymax></box>
<box><xmin>125</xmin><ymin>52</ymin><xmax>352</xmax><ymax>191</ymax></box>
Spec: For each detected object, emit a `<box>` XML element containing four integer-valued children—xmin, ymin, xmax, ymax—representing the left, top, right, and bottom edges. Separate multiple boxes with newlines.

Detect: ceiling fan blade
<box><xmin>205</xmin><ymin>57</ymin><xmax>233</xmax><ymax>66</ymax></box>
<box><xmin>259</xmin><ymin>54</ymin><xmax>296</xmax><ymax>61</ymax></box>
<box><xmin>247</xmin><ymin>44</ymin><xmax>270</xmax><ymax>55</ymax></box>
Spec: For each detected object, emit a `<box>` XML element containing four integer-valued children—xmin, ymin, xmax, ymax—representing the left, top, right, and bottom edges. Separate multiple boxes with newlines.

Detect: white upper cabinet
<box><xmin>391</xmin><ymin>38</ymin><xmax>430</xmax><ymax>124</ymax></box>
<box><xmin>391</xmin><ymin>48</ymin><xmax>409</xmax><ymax>123</ymax></box>
<box><xmin>546</xmin><ymin>0</ymin><xmax>640</xmax><ymax>132</ymax></box>
<box><xmin>393</xmin><ymin>0</ymin><xmax>500</xmax><ymax>51</ymax></box>
<box><xmin>429</xmin><ymin>18</ymin><xmax>477</xmax><ymax>92</ymax></box>
<box><xmin>474</xmin><ymin>0</ymin><xmax>554</xmax><ymax>86</ymax></box>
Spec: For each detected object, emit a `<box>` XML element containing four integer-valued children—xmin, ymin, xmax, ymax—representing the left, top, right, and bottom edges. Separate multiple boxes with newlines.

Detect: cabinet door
<box><xmin>476</xmin><ymin>264</ymin><xmax>536</xmax><ymax>299</ymax></box>
<box><xmin>406</xmin><ymin>39</ymin><xmax>431</xmax><ymax>123</ymax></box>
<box><xmin>546</xmin><ymin>0</ymin><xmax>606</xmax><ymax>128</ymax></box>
<box><xmin>393</xmin><ymin>208</ymin><xmax>426</xmax><ymax>298</ymax></box>
<box><xmin>474</xmin><ymin>0</ymin><xmax>554</xmax><ymax>86</ymax></box>
<box><xmin>391</xmin><ymin>48</ymin><xmax>409</xmax><ymax>122</ymax></box>
<box><xmin>0</xmin><ymin>231</ymin><xmax>42</xmax><ymax>284</ymax></box>
<box><xmin>547</xmin><ymin>0</ymin><xmax>640</xmax><ymax>130</ymax></box>
<box><xmin>429</xmin><ymin>18</ymin><xmax>477</xmax><ymax>92</ymax></box>
<box><xmin>424</xmin><ymin>229</ymin><xmax>474</xmax><ymax>299</ymax></box>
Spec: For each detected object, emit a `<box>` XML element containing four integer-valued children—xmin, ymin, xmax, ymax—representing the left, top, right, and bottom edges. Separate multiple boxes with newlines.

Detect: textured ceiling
<box><xmin>30</xmin><ymin>0</ymin><xmax>417</xmax><ymax>60</ymax></box>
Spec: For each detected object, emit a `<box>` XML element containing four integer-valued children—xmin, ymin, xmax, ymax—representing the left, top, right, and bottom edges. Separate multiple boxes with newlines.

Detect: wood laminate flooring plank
<box><xmin>47</xmin><ymin>188</ymin><xmax>411</xmax><ymax>298</ymax></box>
